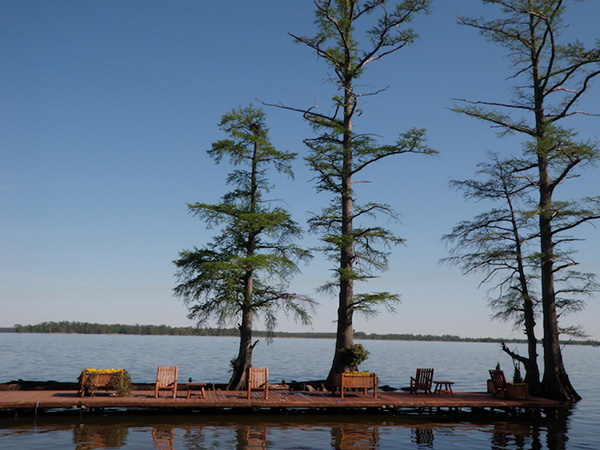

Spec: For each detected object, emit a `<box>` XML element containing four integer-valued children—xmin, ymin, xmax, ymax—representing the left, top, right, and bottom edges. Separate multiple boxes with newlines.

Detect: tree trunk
<box><xmin>539</xmin><ymin>209</ymin><xmax>580</xmax><ymax>400</ymax></box>
<box><xmin>501</xmin><ymin>298</ymin><xmax>542</xmax><ymax>395</ymax></box>
<box><xmin>326</xmin><ymin>288</ymin><xmax>354</xmax><ymax>387</ymax></box>
<box><xmin>227</xmin><ymin>139</ymin><xmax>260</xmax><ymax>391</ymax></box>
<box><xmin>227</xmin><ymin>306</ymin><xmax>254</xmax><ymax>390</ymax></box>
<box><xmin>538</xmin><ymin>156</ymin><xmax>580</xmax><ymax>401</ymax></box>
<box><xmin>326</xmin><ymin>71</ymin><xmax>355</xmax><ymax>388</ymax></box>
<box><xmin>530</xmin><ymin>19</ymin><xmax>579</xmax><ymax>399</ymax></box>
<box><xmin>522</xmin><ymin>296</ymin><xmax>542</xmax><ymax>396</ymax></box>
<box><xmin>508</xmin><ymin>190</ymin><xmax>542</xmax><ymax>395</ymax></box>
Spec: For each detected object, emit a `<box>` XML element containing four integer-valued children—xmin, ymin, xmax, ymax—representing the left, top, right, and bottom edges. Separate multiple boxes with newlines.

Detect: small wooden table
<box><xmin>433</xmin><ymin>381</ymin><xmax>454</xmax><ymax>394</ymax></box>
<box><xmin>186</xmin><ymin>382</ymin><xmax>206</xmax><ymax>399</ymax></box>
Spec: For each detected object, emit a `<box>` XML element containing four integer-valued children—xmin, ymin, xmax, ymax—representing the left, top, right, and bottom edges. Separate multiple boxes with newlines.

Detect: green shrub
<box><xmin>339</xmin><ymin>344</ymin><xmax>370</xmax><ymax>370</ymax></box>
<box><xmin>109</xmin><ymin>370</ymin><xmax>132</xmax><ymax>397</ymax></box>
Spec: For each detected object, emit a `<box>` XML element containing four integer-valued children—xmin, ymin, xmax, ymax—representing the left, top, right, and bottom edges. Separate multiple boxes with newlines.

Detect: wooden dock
<box><xmin>0</xmin><ymin>388</ymin><xmax>565</xmax><ymax>415</ymax></box>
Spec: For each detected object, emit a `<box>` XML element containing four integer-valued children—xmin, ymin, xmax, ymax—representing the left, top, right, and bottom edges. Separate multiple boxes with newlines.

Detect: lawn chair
<box><xmin>247</xmin><ymin>367</ymin><xmax>269</xmax><ymax>399</ymax></box>
<box><xmin>155</xmin><ymin>366</ymin><xmax>178</xmax><ymax>398</ymax></box>
<box><xmin>409</xmin><ymin>368</ymin><xmax>434</xmax><ymax>394</ymax></box>
<box><xmin>489</xmin><ymin>369</ymin><xmax>508</xmax><ymax>397</ymax></box>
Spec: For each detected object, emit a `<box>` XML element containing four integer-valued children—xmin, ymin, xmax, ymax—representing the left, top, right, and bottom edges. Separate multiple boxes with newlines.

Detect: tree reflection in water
<box><xmin>490</xmin><ymin>422</ymin><xmax>538</xmax><ymax>449</ymax></box>
<box><xmin>488</xmin><ymin>407</ymin><xmax>572</xmax><ymax>450</ymax></box>
<box><xmin>545</xmin><ymin>407</ymin><xmax>571</xmax><ymax>450</ymax></box>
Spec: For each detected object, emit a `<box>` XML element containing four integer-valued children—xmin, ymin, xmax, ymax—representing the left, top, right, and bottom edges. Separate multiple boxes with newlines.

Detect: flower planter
<box><xmin>78</xmin><ymin>369</ymin><xmax>130</xmax><ymax>397</ymax></box>
<box><xmin>506</xmin><ymin>383</ymin><xmax>528</xmax><ymax>399</ymax></box>
<box><xmin>333</xmin><ymin>373</ymin><xmax>378</xmax><ymax>398</ymax></box>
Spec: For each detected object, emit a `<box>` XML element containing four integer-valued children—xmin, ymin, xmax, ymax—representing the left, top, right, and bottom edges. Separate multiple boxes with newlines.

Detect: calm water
<box><xmin>0</xmin><ymin>333</ymin><xmax>598</xmax><ymax>449</ymax></box>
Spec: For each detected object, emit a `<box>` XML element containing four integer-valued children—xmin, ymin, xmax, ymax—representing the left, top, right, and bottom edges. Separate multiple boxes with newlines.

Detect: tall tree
<box><xmin>443</xmin><ymin>154</ymin><xmax>543</xmax><ymax>395</ymax></box>
<box><xmin>455</xmin><ymin>0</ymin><xmax>600</xmax><ymax>400</ymax></box>
<box><xmin>288</xmin><ymin>0</ymin><xmax>435</xmax><ymax>385</ymax></box>
<box><xmin>173</xmin><ymin>105</ymin><xmax>314</xmax><ymax>390</ymax></box>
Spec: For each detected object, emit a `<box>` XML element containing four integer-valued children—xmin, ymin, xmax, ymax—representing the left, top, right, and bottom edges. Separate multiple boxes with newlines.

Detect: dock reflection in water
<box><xmin>0</xmin><ymin>411</ymin><xmax>573</xmax><ymax>449</ymax></box>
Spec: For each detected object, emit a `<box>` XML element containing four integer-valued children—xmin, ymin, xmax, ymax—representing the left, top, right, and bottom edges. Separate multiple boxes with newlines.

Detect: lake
<box><xmin>0</xmin><ymin>333</ymin><xmax>598</xmax><ymax>449</ymax></box>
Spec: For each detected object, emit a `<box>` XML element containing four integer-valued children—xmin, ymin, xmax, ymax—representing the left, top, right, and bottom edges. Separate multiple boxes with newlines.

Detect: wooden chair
<box><xmin>409</xmin><ymin>368</ymin><xmax>434</xmax><ymax>394</ymax></box>
<box><xmin>489</xmin><ymin>369</ymin><xmax>508</xmax><ymax>396</ymax></box>
<box><xmin>247</xmin><ymin>367</ymin><xmax>269</xmax><ymax>399</ymax></box>
<box><xmin>155</xmin><ymin>366</ymin><xmax>178</xmax><ymax>398</ymax></box>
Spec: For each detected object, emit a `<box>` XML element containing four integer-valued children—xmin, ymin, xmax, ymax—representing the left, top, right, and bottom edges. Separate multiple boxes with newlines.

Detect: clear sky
<box><xmin>1</xmin><ymin>1</ymin><xmax>599</xmax><ymax>340</ymax></box>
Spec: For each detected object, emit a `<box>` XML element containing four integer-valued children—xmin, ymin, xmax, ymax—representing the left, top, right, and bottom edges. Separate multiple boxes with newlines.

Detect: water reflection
<box><xmin>0</xmin><ymin>409</ymin><xmax>580</xmax><ymax>450</ymax></box>
<box><xmin>544</xmin><ymin>407</ymin><xmax>571</xmax><ymax>450</ymax></box>
<box><xmin>480</xmin><ymin>407</ymin><xmax>572</xmax><ymax>450</ymax></box>
<box><xmin>331</xmin><ymin>423</ymin><xmax>379</xmax><ymax>449</ymax></box>
<box><xmin>73</xmin><ymin>422</ymin><xmax>129</xmax><ymax>449</ymax></box>
<box><xmin>411</xmin><ymin>426</ymin><xmax>434</xmax><ymax>448</ymax></box>
<box><xmin>152</xmin><ymin>425</ymin><xmax>175</xmax><ymax>450</ymax></box>
<box><xmin>490</xmin><ymin>422</ymin><xmax>538</xmax><ymax>450</ymax></box>
<box><xmin>238</xmin><ymin>425</ymin><xmax>267</xmax><ymax>449</ymax></box>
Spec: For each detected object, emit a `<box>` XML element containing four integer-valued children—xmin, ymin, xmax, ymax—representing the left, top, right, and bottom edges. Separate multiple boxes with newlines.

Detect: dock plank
<box><xmin>0</xmin><ymin>389</ymin><xmax>564</xmax><ymax>413</ymax></box>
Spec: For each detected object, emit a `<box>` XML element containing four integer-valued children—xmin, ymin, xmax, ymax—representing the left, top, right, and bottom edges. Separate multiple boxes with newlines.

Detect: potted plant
<box><xmin>108</xmin><ymin>370</ymin><xmax>132</xmax><ymax>397</ymax></box>
<box><xmin>506</xmin><ymin>363</ymin><xmax>528</xmax><ymax>399</ymax></box>
<box><xmin>339</xmin><ymin>344</ymin><xmax>370</xmax><ymax>371</ymax></box>
<box><xmin>79</xmin><ymin>368</ymin><xmax>131</xmax><ymax>397</ymax></box>
<box><xmin>332</xmin><ymin>344</ymin><xmax>378</xmax><ymax>397</ymax></box>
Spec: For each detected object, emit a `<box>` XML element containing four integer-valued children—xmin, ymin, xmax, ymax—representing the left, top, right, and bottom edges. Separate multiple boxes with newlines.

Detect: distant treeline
<box><xmin>13</xmin><ymin>322</ymin><xmax>204</xmax><ymax>336</ymax></box>
<box><xmin>7</xmin><ymin>321</ymin><xmax>599</xmax><ymax>346</ymax></box>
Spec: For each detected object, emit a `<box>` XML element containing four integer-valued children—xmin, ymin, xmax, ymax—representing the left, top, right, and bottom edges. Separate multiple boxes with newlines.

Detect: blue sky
<box><xmin>1</xmin><ymin>0</ymin><xmax>599</xmax><ymax>340</ymax></box>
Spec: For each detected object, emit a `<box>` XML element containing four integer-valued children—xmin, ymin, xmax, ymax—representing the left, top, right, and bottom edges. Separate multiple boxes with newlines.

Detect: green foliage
<box><xmin>454</xmin><ymin>0</ymin><xmax>600</xmax><ymax>400</ymax></box>
<box><xmin>513</xmin><ymin>363</ymin><xmax>523</xmax><ymax>384</ymax></box>
<box><xmin>293</xmin><ymin>1</ymin><xmax>435</xmax><ymax>335</ymax></box>
<box><xmin>297</xmin><ymin>0</ymin><xmax>432</xmax><ymax>83</ymax></box>
<box><xmin>442</xmin><ymin>153</ymin><xmax>541</xmax><ymax>326</ymax></box>
<box><xmin>80</xmin><ymin>373</ymin><xmax>100</xmax><ymax>397</ymax></box>
<box><xmin>108</xmin><ymin>370</ymin><xmax>132</xmax><ymax>397</ymax></box>
<box><xmin>338</xmin><ymin>344</ymin><xmax>370</xmax><ymax>370</ymax></box>
<box><xmin>12</xmin><ymin>321</ymin><xmax>199</xmax><ymax>336</ymax></box>
<box><xmin>79</xmin><ymin>370</ymin><xmax>131</xmax><ymax>397</ymax></box>
<box><xmin>451</xmin><ymin>2</ymin><xmax>600</xmax><ymax>329</ymax></box>
<box><xmin>173</xmin><ymin>105</ymin><xmax>314</xmax><ymax>336</ymax></box>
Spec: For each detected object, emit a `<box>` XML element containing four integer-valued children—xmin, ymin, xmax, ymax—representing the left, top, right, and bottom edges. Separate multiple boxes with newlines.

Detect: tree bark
<box><xmin>539</xmin><ymin>198</ymin><xmax>580</xmax><ymax>400</ymax></box>
<box><xmin>227</xmin><ymin>306</ymin><xmax>254</xmax><ymax>390</ymax></box>
<box><xmin>229</xmin><ymin>143</ymin><xmax>259</xmax><ymax>391</ymax></box>
<box><xmin>507</xmin><ymin>184</ymin><xmax>542</xmax><ymax>395</ymax></box>
<box><xmin>522</xmin><ymin>297</ymin><xmax>542</xmax><ymax>395</ymax></box>
<box><xmin>326</xmin><ymin>69</ymin><xmax>356</xmax><ymax>387</ymax></box>
<box><xmin>536</xmin><ymin>121</ymin><xmax>580</xmax><ymax>400</ymax></box>
<box><xmin>530</xmin><ymin>10</ymin><xmax>579</xmax><ymax>400</ymax></box>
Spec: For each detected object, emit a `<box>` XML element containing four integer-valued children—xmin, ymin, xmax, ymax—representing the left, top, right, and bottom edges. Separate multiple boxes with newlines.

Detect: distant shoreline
<box><xmin>3</xmin><ymin>322</ymin><xmax>599</xmax><ymax>347</ymax></box>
